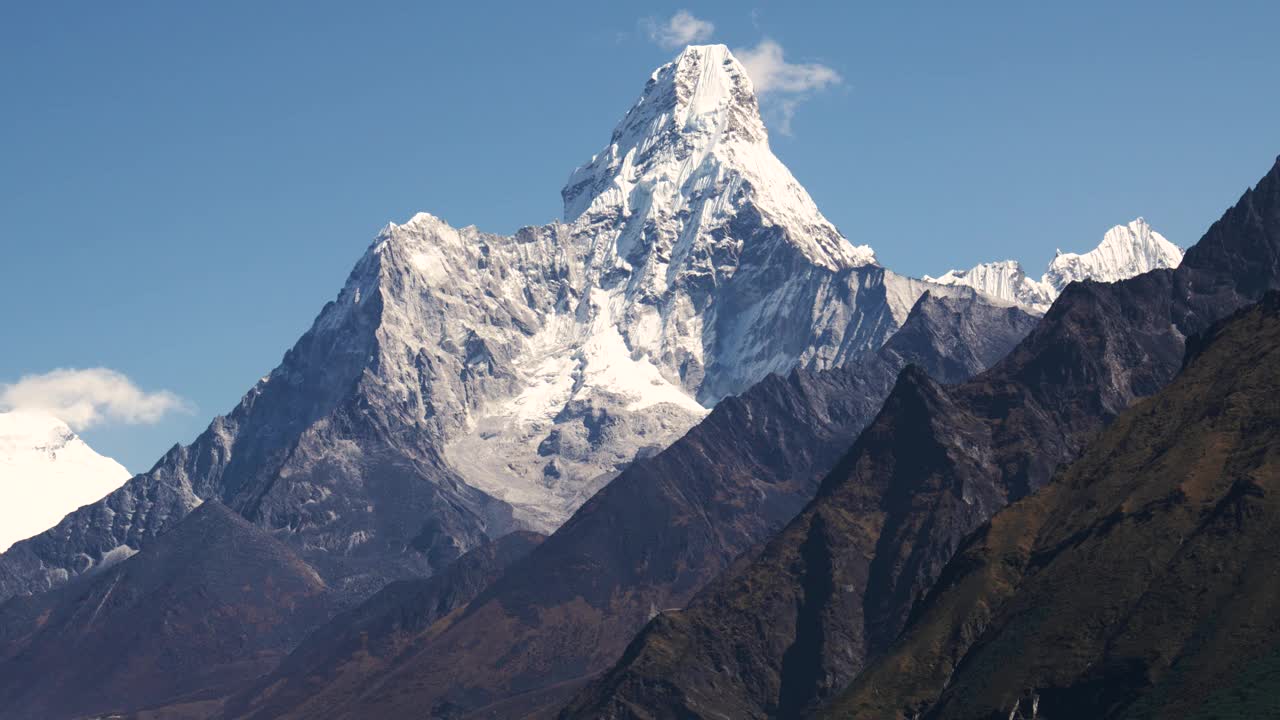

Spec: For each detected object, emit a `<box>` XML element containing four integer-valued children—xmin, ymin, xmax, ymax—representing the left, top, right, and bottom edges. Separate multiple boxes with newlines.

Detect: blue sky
<box><xmin>2</xmin><ymin>1</ymin><xmax>1277</xmax><ymax>471</ymax></box>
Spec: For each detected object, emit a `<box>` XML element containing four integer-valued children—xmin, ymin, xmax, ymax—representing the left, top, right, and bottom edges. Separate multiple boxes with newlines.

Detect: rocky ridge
<box><xmin>830</xmin><ymin>291</ymin><xmax>1280</xmax><ymax>720</ymax></box>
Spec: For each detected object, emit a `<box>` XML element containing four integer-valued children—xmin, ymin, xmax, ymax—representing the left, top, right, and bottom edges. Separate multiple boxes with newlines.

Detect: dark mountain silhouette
<box><xmin>830</xmin><ymin>291</ymin><xmax>1280</xmax><ymax>720</ymax></box>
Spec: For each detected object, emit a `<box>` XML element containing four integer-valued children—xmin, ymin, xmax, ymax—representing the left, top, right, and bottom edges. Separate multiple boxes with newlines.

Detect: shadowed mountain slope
<box><xmin>223</xmin><ymin>531</ymin><xmax>545</xmax><ymax>720</ymax></box>
<box><xmin>830</xmin><ymin>291</ymin><xmax>1280</xmax><ymax>720</ymax></box>
<box><xmin>560</xmin><ymin>157</ymin><xmax>1280</xmax><ymax>720</ymax></box>
<box><xmin>0</xmin><ymin>502</ymin><xmax>331</xmax><ymax>720</ymax></box>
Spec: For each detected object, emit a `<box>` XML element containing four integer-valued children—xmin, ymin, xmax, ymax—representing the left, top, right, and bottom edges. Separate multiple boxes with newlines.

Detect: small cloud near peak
<box><xmin>644</xmin><ymin>10</ymin><xmax>715</xmax><ymax>50</ymax></box>
<box><xmin>734</xmin><ymin>39</ymin><xmax>842</xmax><ymax>136</ymax></box>
<box><xmin>638</xmin><ymin>12</ymin><xmax>842</xmax><ymax>136</ymax></box>
<box><xmin>734</xmin><ymin>39</ymin><xmax>841</xmax><ymax>95</ymax></box>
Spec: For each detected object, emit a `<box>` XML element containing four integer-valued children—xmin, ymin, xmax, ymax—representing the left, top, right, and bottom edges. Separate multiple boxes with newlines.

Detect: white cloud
<box><xmin>734</xmin><ymin>39</ymin><xmax>842</xmax><ymax>135</ymax></box>
<box><xmin>734</xmin><ymin>39</ymin><xmax>841</xmax><ymax>95</ymax></box>
<box><xmin>0</xmin><ymin>368</ymin><xmax>191</xmax><ymax>430</ymax></box>
<box><xmin>644</xmin><ymin>10</ymin><xmax>715</xmax><ymax>50</ymax></box>
<box><xmin>770</xmin><ymin>98</ymin><xmax>803</xmax><ymax>137</ymax></box>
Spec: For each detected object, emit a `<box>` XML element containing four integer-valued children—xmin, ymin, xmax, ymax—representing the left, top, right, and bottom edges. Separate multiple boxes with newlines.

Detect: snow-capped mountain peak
<box><xmin>0</xmin><ymin>410</ymin><xmax>131</xmax><ymax>552</ymax></box>
<box><xmin>927</xmin><ymin>218</ymin><xmax>1184</xmax><ymax>313</ymax></box>
<box><xmin>561</xmin><ymin>44</ymin><xmax>873</xmax><ymax>271</ymax></box>
<box><xmin>0</xmin><ymin>44</ymin><xmax>937</xmax><ymax>600</ymax></box>
<box><xmin>253</xmin><ymin>45</ymin><xmax>927</xmax><ymax>532</ymax></box>
<box><xmin>1044</xmin><ymin>217</ymin><xmax>1182</xmax><ymax>292</ymax></box>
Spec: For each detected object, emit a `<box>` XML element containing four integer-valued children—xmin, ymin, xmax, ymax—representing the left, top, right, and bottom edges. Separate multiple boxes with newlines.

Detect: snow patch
<box><xmin>99</xmin><ymin>544</ymin><xmax>138</xmax><ymax>569</ymax></box>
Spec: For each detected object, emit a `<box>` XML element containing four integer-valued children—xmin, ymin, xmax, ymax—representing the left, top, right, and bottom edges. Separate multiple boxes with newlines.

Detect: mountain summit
<box><xmin>0</xmin><ymin>45</ymin><xmax>927</xmax><ymax>601</ymax></box>
<box><xmin>0</xmin><ymin>411</ymin><xmax>129</xmax><ymax>553</ymax></box>
<box><xmin>562</xmin><ymin>44</ymin><xmax>873</xmax><ymax>269</ymax></box>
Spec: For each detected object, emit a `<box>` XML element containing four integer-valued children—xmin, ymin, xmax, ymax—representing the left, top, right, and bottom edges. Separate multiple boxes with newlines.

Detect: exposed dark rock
<box><xmin>830</xmin><ymin>291</ymin><xmax>1280</xmax><ymax>720</ymax></box>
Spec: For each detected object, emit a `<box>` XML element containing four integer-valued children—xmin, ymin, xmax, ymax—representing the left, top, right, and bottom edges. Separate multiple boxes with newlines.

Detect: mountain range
<box><xmin>220</xmin><ymin>288</ymin><xmax>1038</xmax><ymax>720</ymax></box>
<box><xmin>0</xmin><ymin>42</ymin><xmax>1270</xmax><ymax>720</ymax></box>
<box><xmin>925</xmin><ymin>217</ymin><xmax>1183</xmax><ymax>313</ymax></box>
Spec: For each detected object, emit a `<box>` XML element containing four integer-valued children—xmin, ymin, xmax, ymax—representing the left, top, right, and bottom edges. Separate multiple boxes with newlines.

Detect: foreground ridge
<box><xmin>832</xmin><ymin>291</ymin><xmax>1280</xmax><ymax>719</ymax></box>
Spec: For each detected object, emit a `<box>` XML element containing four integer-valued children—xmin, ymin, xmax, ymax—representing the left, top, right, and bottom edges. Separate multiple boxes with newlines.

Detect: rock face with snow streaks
<box><xmin>446</xmin><ymin>44</ymin><xmax>929</xmax><ymax>529</ymax></box>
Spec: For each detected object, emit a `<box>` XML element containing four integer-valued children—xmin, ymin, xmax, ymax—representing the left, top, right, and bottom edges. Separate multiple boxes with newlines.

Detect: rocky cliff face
<box><xmin>561</xmin><ymin>158</ymin><xmax>1280</xmax><ymax>720</ymax></box>
<box><xmin>0</xmin><ymin>45</ymin><xmax>933</xmax><ymax>604</ymax></box>
<box><xmin>224</xmin><ymin>288</ymin><xmax>1038</xmax><ymax>720</ymax></box>
<box><xmin>444</xmin><ymin>44</ymin><xmax>929</xmax><ymax>530</ymax></box>
<box><xmin>831</xmin><ymin>292</ymin><xmax>1280</xmax><ymax>720</ymax></box>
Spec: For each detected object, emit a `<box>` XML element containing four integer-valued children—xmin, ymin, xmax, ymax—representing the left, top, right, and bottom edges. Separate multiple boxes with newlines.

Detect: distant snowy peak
<box><xmin>927</xmin><ymin>218</ymin><xmax>1183</xmax><ymax>313</ymax></box>
<box><xmin>924</xmin><ymin>260</ymin><xmax>1056</xmax><ymax>313</ymax></box>
<box><xmin>561</xmin><ymin>44</ymin><xmax>874</xmax><ymax>270</ymax></box>
<box><xmin>0</xmin><ymin>411</ymin><xmax>131</xmax><ymax>552</ymax></box>
<box><xmin>1044</xmin><ymin>217</ymin><xmax>1182</xmax><ymax>292</ymax></box>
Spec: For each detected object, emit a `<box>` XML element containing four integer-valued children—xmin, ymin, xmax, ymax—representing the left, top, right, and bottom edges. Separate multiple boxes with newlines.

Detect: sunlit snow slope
<box><xmin>0</xmin><ymin>411</ymin><xmax>131</xmax><ymax>553</ymax></box>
